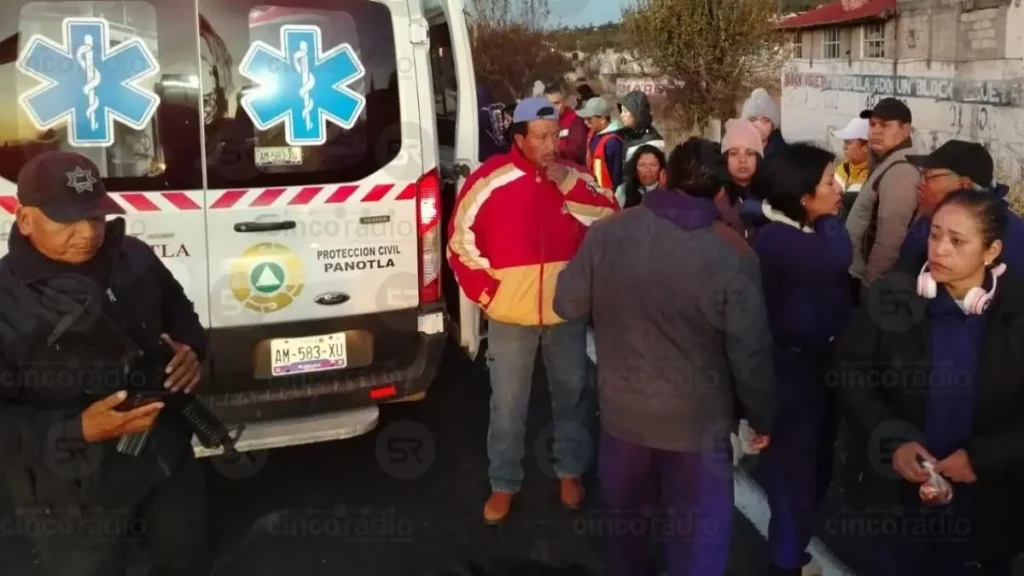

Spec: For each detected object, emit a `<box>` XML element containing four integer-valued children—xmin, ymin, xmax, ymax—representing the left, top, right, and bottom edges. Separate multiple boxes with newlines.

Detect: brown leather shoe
<box><xmin>483</xmin><ymin>491</ymin><xmax>514</xmax><ymax>524</ymax></box>
<box><xmin>560</xmin><ymin>477</ymin><xmax>585</xmax><ymax>509</ymax></box>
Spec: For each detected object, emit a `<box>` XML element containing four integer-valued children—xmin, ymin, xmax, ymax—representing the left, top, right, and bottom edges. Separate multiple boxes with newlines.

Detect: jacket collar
<box><xmin>644</xmin><ymin>188</ymin><xmax>721</xmax><ymax>231</ymax></box>
<box><xmin>763</xmin><ymin>130</ymin><xmax>786</xmax><ymax>157</ymax></box>
<box><xmin>508</xmin><ymin>145</ymin><xmax>541</xmax><ymax>174</ymax></box>
<box><xmin>598</xmin><ymin>120</ymin><xmax>622</xmax><ymax>135</ymax></box>
<box><xmin>6</xmin><ymin>218</ymin><xmax>126</xmax><ymax>283</ymax></box>
<box><xmin>873</xmin><ymin>138</ymin><xmax>913</xmax><ymax>164</ymax></box>
<box><xmin>841</xmin><ymin>161</ymin><xmax>869</xmax><ymax>179</ymax></box>
<box><xmin>761</xmin><ymin>201</ymin><xmax>813</xmax><ymax>233</ymax></box>
<box><xmin>888</xmin><ymin>265</ymin><xmax>1024</xmax><ymax>340</ymax></box>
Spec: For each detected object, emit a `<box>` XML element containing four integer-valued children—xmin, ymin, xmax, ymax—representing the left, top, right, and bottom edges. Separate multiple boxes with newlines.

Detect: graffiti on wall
<box><xmin>615</xmin><ymin>76</ymin><xmax>670</xmax><ymax>98</ymax></box>
<box><xmin>783</xmin><ymin>71</ymin><xmax>1021</xmax><ymax>107</ymax></box>
<box><xmin>781</xmin><ymin>69</ymin><xmax>1024</xmax><ymax>188</ymax></box>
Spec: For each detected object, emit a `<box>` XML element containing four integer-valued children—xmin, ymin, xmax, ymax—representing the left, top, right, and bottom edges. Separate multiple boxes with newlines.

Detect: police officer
<box><xmin>0</xmin><ymin>151</ymin><xmax>209</xmax><ymax>576</ymax></box>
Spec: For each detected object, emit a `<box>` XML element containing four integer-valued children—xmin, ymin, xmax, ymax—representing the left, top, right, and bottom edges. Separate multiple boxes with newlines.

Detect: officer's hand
<box><xmin>81</xmin><ymin>391</ymin><xmax>164</xmax><ymax>443</ymax></box>
<box><xmin>162</xmin><ymin>333</ymin><xmax>201</xmax><ymax>393</ymax></box>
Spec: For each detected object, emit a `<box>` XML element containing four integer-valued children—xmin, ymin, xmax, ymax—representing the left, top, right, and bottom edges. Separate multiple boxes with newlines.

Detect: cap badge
<box><xmin>66</xmin><ymin>166</ymin><xmax>97</xmax><ymax>194</ymax></box>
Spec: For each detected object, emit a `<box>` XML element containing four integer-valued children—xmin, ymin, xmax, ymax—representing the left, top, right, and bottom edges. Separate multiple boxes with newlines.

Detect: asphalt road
<box><xmin>1</xmin><ymin>340</ymin><xmax>774</xmax><ymax>576</ymax></box>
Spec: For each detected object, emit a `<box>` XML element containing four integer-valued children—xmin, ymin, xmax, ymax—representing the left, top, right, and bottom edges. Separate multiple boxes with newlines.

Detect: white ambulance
<box><xmin>0</xmin><ymin>0</ymin><xmax>483</xmax><ymax>453</ymax></box>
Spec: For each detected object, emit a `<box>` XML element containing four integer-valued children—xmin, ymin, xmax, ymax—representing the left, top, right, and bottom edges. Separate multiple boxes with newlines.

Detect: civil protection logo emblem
<box><xmin>229</xmin><ymin>243</ymin><xmax>305</xmax><ymax>313</ymax></box>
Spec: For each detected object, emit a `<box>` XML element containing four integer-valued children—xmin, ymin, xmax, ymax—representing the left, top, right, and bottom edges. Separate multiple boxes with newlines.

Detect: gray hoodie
<box><xmin>554</xmin><ymin>188</ymin><xmax>777</xmax><ymax>452</ymax></box>
<box><xmin>620</xmin><ymin>91</ymin><xmax>666</xmax><ymax>162</ymax></box>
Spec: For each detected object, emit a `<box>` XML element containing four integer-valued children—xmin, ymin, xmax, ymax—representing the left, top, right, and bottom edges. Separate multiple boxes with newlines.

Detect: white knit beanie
<box><xmin>741</xmin><ymin>88</ymin><xmax>781</xmax><ymax>128</ymax></box>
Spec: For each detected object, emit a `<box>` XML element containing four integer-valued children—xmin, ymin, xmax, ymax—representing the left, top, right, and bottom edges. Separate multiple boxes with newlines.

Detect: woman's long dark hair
<box><xmin>622</xmin><ymin>144</ymin><xmax>666</xmax><ymax>208</ymax></box>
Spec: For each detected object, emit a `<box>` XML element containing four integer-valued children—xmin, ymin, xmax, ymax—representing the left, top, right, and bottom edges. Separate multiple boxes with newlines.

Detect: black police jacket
<box><xmin>0</xmin><ymin>218</ymin><xmax>207</xmax><ymax>510</ymax></box>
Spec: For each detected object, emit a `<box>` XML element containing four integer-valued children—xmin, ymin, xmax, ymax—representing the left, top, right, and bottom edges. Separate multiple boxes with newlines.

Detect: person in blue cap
<box><xmin>447</xmin><ymin>97</ymin><xmax>619</xmax><ymax>523</ymax></box>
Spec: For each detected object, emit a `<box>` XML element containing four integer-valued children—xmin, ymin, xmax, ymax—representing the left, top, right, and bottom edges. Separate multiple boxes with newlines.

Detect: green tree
<box><xmin>622</xmin><ymin>0</ymin><xmax>785</xmax><ymax>133</ymax></box>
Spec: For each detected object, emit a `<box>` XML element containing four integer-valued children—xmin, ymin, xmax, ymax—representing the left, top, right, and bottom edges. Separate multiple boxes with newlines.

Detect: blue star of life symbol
<box><xmin>238</xmin><ymin>25</ymin><xmax>366</xmax><ymax>146</ymax></box>
<box><xmin>15</xmin><ymin>17</ymin><xmax>161</xmax><ymax>148</ymax></box>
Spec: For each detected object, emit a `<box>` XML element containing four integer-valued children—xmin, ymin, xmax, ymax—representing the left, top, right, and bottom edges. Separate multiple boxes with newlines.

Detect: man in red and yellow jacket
<box><xmin>447</xmin><ymin>97</ymin><xmax>619</xmax><ymax>524</ymax></box>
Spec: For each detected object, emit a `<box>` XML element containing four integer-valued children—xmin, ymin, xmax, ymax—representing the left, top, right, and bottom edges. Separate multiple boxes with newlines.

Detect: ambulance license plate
<box><xmin>270</xmin><ymin>332</ymin><xmax>347</xmax><ymax>376</ymax></box>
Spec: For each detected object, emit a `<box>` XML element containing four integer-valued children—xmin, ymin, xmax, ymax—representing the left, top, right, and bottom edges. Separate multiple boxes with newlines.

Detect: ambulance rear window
<box><xmin>6</xmin><ymin>1</ymin><xmax>204</xmax><ymax>192</ymax></box>
<box><xmin>201</xmin><ymin>0</ymin><xmax>402</xmax><ymax>190</ymax></box>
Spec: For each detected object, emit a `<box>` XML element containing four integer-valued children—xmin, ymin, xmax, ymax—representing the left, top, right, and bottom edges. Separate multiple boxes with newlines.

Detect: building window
<box><xmin>863</xmin><ymin>22</ymin><xmax>886</xmax><ymax>58</ymax></box>
<box><xmin>822</xmin><ymin>27</ymin><xmax>840</xmax><ymax>59</ymax></box>
<box><xmin>792</xmin><ymin>32</ymin><xmax>803</xmax><ymax>59</ymax></box>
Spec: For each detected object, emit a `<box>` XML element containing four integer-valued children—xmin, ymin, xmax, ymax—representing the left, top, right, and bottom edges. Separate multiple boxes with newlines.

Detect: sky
<box><xmin>549</xmin><ymin>0</ymin><xmax>626</xmax><ymax>28</ymax></box>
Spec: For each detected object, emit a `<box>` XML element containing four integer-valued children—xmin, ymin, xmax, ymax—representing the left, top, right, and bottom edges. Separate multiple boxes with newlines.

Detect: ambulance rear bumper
<box><xmin>200</xmin><ymin>303</ymin><xmax>446</xmax><ymax>425</ymax></box>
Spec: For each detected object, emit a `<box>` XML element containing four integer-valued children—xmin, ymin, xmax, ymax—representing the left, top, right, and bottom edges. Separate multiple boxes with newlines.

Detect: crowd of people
<box><xmin>451</xmin><ymin>86</ymin><xmax>1024</xmax><ymax>576</ymax></box>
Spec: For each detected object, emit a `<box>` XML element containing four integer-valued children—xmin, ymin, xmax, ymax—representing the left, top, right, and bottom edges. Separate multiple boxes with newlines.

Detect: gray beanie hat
<box><xmin>741</xmin><ymin>88</ymin><xmax>781</xmax><ymax>128</ymax></box>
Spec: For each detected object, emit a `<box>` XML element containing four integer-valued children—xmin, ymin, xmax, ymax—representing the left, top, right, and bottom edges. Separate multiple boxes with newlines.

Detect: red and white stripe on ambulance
<box><xmin>0</xmin><ymin>0</ymin><xmax>440</xmax><ymax>329</ymax></box>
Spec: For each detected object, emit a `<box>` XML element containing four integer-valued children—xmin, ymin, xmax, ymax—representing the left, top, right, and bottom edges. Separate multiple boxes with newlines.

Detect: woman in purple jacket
<box><xmin>750</xmin><ymin>143</ymin><xmax>852</xmax><ymax>576</ymax></box>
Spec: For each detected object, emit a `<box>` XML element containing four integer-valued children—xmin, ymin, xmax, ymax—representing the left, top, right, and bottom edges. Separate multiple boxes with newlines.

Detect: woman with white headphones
<box><xmin>836</xmin><ymin>189</ymin><xmax>1024</xmax><ymax>576</ymax></box>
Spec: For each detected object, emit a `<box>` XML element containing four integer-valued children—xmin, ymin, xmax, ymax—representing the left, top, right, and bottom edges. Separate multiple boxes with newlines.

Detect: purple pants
<box><xmin>598</xmin><ymin>429</ymin><xmax>734</xmax><ymax>576</ymax></box>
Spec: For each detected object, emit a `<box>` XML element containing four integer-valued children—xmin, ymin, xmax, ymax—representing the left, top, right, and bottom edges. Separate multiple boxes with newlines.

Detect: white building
<box><xmin>779</xmin><ymin>0</ymin><xmax>1024</xmax><ymax>182</ymax></box>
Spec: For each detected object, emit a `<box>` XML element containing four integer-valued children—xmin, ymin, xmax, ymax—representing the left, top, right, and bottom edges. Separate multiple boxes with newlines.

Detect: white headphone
<box><xmin>917</xmin><ymin>261</ymin><xmax>1007</xmax><ymax>315</ymax></box>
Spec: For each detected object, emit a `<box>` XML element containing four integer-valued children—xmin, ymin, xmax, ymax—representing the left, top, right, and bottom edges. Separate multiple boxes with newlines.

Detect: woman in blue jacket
<box><xmin>836</xmin><ymin>190</ymin><xmax>1024</xmax><ymax>575</ymax></box>
<box><xmin>751</xmin><ymin>143</ymin><xmax>853</xmax><ymax>576</ymax></box>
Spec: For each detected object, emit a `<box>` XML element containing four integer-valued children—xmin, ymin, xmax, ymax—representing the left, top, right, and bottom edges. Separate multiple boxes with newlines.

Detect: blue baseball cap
<box><xmin>512</xmin><ymin>97</ymin><xmax>559</xmax><ymax>123</ymax></box>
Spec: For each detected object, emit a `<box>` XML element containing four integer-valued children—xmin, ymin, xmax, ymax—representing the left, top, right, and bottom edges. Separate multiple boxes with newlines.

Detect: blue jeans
<box><xmin>486</xmin><ymin>317</ymin><xmax>590</xmax><ymax>493</ymax></box>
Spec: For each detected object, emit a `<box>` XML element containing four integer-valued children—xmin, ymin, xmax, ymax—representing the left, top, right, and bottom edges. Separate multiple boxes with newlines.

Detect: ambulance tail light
<box><xmin>416</xmin><ymin>170</ymin><xmax>442</xmax><ymax>304</ymax></box>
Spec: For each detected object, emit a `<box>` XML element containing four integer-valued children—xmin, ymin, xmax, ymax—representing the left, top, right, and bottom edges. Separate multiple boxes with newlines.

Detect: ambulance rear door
<box><xmin>2</xmin><ymin>0</ymin><xmax>210</xmax><ymax>323</ymax></box>
<box><xmin>199</xmin><ymin>0</ymin><xmax>428</xmax><ymax>391</ymax></box>
<box><xmin>424</xmin><ymin>0</ymin><xmax>482</xmax><ymax>359</ymax></box>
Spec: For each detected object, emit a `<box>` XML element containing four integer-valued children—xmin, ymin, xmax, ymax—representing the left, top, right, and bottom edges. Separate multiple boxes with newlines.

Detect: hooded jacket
<box><xmin>447</xmin><ymin>145</ymin><xmax>620</xmax><ymax>327</ymax></box>
<box><xmin>553</xmin><ymin>188</ymin><xmax>776</xmax><ymax>451</ymax></box>
<box><xmin>619</xmin><ymin>91</ymin><xmax>665</xmax><ymax>162</ymax></box>
<box><xmin>896</xmin><ymin>184</ymin><xmax>1024</xmax><ymax>276</ymax></box>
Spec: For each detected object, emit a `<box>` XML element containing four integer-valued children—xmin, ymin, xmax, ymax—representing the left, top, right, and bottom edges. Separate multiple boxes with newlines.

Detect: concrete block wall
<box><xmin>894</xmin><ymin>0</ymin><xmax>1010</xmax><ymax>62</ymax></box>
<box><xmin>960</xmin><ymin>7</ymin><xmax>1006</xmax><ymax>58</ymax></box>
<box><xmin>782</xmin><ymin>0</ymin><xmax>1024</xmax><ymax>193</ymax></box>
